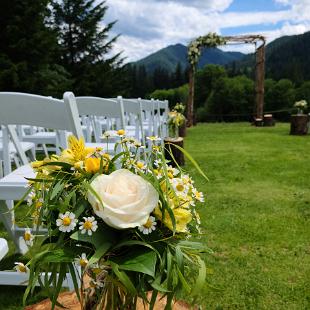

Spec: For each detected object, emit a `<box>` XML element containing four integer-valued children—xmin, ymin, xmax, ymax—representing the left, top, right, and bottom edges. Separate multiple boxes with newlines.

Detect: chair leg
<box><xmin>42</xmin><ymin>144</ymin><xmax>49</xmax><ymax>157</ymax></box>
<box><xmin>0</xmin><ymin>200</ymin><xmax>28</xmax><ymax>254</ymax></box>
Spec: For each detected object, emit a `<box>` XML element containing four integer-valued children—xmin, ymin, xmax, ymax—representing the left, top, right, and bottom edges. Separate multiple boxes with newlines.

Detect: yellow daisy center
<box><xmin>168</xmin><ymin>172</ymin><xmax>174</xmax><ymax>179</ymax></box>
<box><xmin>83</xmin><ymin>221</ymin><xmax>93</xmax><ymax>230</ymax></box>
<box><xmin>62</xmin><ymin>217</ymin><xmax>71</xmax><ymax>226</ymax></box>
<box><xmin>79</xmin><ymin>259</ymin><xmax>88</xmax><ymax>268</ymax></box>
<box><xmin>19</xmin><ymin>265</ymin><xmax>27</xmax><ymax>273</ymax></box>
<box><xmin>144</xmin><ymin>218</ymin><xmax>153</xmax><ymax>229</ymax></box>
<box><xmin>24</xmin><ymin>232</ymin><xmax>32</xmax><ymax>241</ymax></box>
<box><xmin>136</xmin><ymin>162</ymin><xmax>144</xmax><ymax>169</ymax></box>
<box><xmin>117</xmin><ymin>129</ymin><xmax>125</xmax><ymax>136</ymax></box>
<box><xmin>35</xmin><ymin>201</ymin><xmax>42</xmax><ymax>209</ymax></box>
<box><xmin>176</xmin><ymin>184</ymin><xmax>184</xmax><ymax>192</ymax></box>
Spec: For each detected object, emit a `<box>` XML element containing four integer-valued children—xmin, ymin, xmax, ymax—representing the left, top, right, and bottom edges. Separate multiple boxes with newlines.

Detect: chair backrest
<box><xmin>0</xmin><ymin>92</ymin><xmax>83</xmax><ymax>138</ymax></box>
<box><xmin>75</xmin><ymin>96</ymin><xmax>126</xmax><ymax>142</ymax></box>
<box><xmin>0</xmin><ymin>92</ymin><xmax>83</xmax><ymax>174</ymax></box>
<box><xmin>119</xmin><ymin>97</ymin><xmax>144</xmax><ymax>141</ymax></box>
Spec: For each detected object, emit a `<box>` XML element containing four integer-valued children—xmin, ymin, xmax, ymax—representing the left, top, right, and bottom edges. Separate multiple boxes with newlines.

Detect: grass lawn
<box><xmin>1</xmin><ymin>122</ymin><xmax>310</xmax><ymax>309</ymax></box>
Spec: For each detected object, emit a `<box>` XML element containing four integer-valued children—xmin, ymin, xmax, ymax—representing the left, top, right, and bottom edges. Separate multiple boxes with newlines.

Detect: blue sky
<box><xmin>105</xmin><ymin>0</ymin><xmax>310</xmax><ymax>61</ymax></box>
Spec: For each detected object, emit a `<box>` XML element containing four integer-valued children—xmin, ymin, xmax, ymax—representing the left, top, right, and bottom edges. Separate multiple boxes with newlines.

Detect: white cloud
<box><xmin>106</xmin><ymin>0</ymin><xmax>310</xmax><ymax>61</ymax></box>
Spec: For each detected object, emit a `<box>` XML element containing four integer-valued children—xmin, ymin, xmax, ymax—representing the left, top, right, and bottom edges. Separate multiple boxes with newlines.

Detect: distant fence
<box><xmin>198</xmin><ymin>108</ymin><xmax>295</xmax><ymax>123</ymax></box>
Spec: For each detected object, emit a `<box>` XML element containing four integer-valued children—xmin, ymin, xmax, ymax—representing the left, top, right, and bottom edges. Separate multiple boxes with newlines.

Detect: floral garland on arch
<box><xmin>188</xmin><ymin>32</ymin><xmax>227</xmax><ymax>67</ymax></box>
<box><xmin>17</xmin><ymin>131</ymin><xmax>209</xmax><ymax>309</ymax></box>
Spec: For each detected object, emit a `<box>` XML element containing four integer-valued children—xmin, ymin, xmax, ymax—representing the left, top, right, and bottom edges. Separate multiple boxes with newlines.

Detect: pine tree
<box><xmin>172</xmin><ymin>62</ymin><xmax>183</xmax><ymax>87</ymax></box>
<box><xmin>0</xmin><ymin>0</ymin><xmax>70</xmax><ymax>95</ymax></box>
<box><xmin>52</xmin><ymin>0</ymin><xmax>123</xmax><ymax>95</ymax></box>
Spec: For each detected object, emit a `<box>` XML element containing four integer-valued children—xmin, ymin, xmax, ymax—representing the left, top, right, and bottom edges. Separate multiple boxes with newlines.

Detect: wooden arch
<box><xmin>187</xmin><ymin>33</ymin><xmax>266</xmax><ymax>126</ymax></box>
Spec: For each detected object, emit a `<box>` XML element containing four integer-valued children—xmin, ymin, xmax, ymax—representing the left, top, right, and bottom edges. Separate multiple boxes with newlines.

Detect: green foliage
<box><xmin>52</xmin><ymin>0</ymin><xmax>125</xmax><ymax>96</ymax></box>
<box><xmin>150</xmin><ymin>84</ymin><xmax>189</xmax><ymax>108</ymax></box>
<box><xmin>233</xmin><ymin>31</ymin><xmax>310</xmax><ymax>84</ymax></box>
<box><xmin>195</xmin><ymin>64</ymin><xmax>227</xmax><ymax>108</ymax></box>
<box><xmin>0</xmin><ymin>0</ymin><xmax>125</xmax><ymax>97</ymax></box>
<box><xmin>0</xmin><ymin>0</ymin><xmax>71</xmax><ymax>95</ymax></box>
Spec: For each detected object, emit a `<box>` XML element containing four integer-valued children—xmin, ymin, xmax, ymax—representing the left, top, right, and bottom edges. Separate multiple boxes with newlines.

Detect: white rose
<box><xmin>88</xmin><ymin>169</ymin><xmax>159</xmax><ymax>229</ymax></box>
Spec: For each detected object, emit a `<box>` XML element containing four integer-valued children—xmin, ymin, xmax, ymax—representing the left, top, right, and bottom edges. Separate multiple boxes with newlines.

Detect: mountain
<box><xmin>133</xmin><ymin>43</ymin><xmax>245</xmax><ymax>73</ymax></box>
<box><xmin>232</xmin><ymin>31</ymin><xmax>310</xmax><ymax>83</ymax></box>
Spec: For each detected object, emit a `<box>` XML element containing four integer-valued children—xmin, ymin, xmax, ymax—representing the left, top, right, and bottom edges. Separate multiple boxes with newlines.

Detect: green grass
<box><xmin>1</xmin><ymin>123</ymin><xmax>310</xmax><ymax>309</ymax></box>
<box><xmin>184</xmin><ymin>123</ymin><xmax>310</xmax><ymax>310</ymax></box>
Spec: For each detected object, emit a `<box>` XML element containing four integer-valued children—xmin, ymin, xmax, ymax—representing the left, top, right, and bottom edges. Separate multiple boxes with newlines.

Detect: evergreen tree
<box><xmin>0</xmin><ymin>0</ymin><xmax>70</xmax><ymax>95</ymax></box>
<box><xmin>52</xmin><ymin>0</ymin><xmax>123</xmax><ymax>95</ymax></box>
<box><xmin>172</xmin><ymin>62</ymin><xmax>183</xmax><ymax>87</ymax></box>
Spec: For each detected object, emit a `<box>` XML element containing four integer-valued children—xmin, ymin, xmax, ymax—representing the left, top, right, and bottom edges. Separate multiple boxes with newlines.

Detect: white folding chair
<box><xmin>119</xmin><ymin>97</ymin><xmax>145</xmax><ymax>142</ymax></box>
<box><xmin>0</xmin><ymin>92</ymin><xmax>83</xmax><ymax>253</ymax></box>
<box><xmin>0</xmin><ymin>92</ymin><xmax>82</xmax><ymax>287</ymax></box>
<box><xmin>75</xmin><ymin>96</ymin><xmax>126</xmax><ymax>153</ymax></box>
<box><xmin>0</xmin><ymin>238</ymin><xmax>8</xmax><ymax>261</ymax></box>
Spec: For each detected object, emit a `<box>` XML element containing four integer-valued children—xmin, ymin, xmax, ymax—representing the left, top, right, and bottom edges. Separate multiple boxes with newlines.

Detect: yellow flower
<box><xmin>85</xmin><ymin>157</ymin><xmax>101</xmax><ymax>174</ymax></box>
<box><xmin>154</xmin><ymin>205</ymin><xmax>192</xmax><ymax>233</ymax></box>
<box><xmin>60</xmin><ymin>135</ymin><xmax>94</xmax><ymax>164</ymax></box>
<box><xmin>117</xmin><ymin>129</ymin><xmax>125</xmax><ymax>136</ymax></box>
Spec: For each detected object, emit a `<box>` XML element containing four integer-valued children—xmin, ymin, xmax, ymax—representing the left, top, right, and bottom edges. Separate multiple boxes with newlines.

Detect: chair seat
<box><xmin>22</xmin><ymin>131</ymin><xmax>57</xmax><ymax>145</ymax></box>
<box><xmin>0</xmin><ymin>164</ymin><xmax>35</xmax><ymax>200</ymax></box>
<box><xmin>0</xmin><ymin>238</ymin><xmax>9</xmax><ymax>261</ymax></box>
<box><xmin>0</xmin><ymin>141</ymin><xmax>35</xmax><ymax>154</ymax></box>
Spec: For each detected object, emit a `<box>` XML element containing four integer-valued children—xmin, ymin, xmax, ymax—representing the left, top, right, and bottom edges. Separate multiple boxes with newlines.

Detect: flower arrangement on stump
<box><xmin>294</xmin><ymin>100</ymin><xmax>308</xmax><ymax>115</ymax></box>
<box><xmin>291</xmin><ymin>100</ymin><xmax>309</xmax><ymax>135</ymax></box>
<box><xmin>168</xmin><ymin>103</ymin><xmax>186</xmax><ymax>139</ymax></box>
<box><xmin>18</xmin><ymin>132</ymin><xmax>208</xmax><ymax>309</ymax></box>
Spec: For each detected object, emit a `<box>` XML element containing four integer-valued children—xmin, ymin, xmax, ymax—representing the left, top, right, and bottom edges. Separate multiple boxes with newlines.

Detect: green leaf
<box><xmin>70</xmin><ymin>225</ymin><xmax>116</xmax><ymax>249</ymax></box>
<box><xmin>176</xmin><ymin>267</ymin><xmax>191</xmax><ymax>293</ymax></box>
<box><xmin>88</xmin><ymin>241</ymin><xmax>112</xmax><ymax>265</ymax></box>
<box><xmin>191</xmin><ymin>256</ymin><xmax>207</xmax><ymax>296</ymax></box>
<box><xmin>41</xmin><ymin>248</ymin><xmax>75</xmax><ymax>263</ymax></box>
<box><xmin>166</xmin><ymin>142</ymin><xmax>209</xmax><ymax>181</ymax></box>
<box><xmin>109</xmin><ymin>262</ymin><xmax>137</xmax><ymax>295</ymax></box>
<box><xmin>50</xmin><ymin>181</ymin><xmax>64</xmax><ymax>200</ymax></box>
<box><xmin>112</xmin><ymin>249</ymin><xmax>157</xmax><ymax>277</ymax></box>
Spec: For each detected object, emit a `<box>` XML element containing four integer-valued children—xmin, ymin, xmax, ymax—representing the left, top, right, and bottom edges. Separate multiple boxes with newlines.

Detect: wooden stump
<box><xmin>25</xmin><ymin>291</ymin><xmax>195</xmax><ymax>310</ymax></box>
<box><xmin>178</xmin><ymin>123</ymin><xmax>187</xmax><ymax>137</ymax></box>
<box><xmin>263</xmin><ymin>114</ymin><xmax>275</xmax><ymax>126</ymax></box>
<box><xmin>254</xmin><ymin>118</ymin><xmax>263</xmax><ymax>127</ymax></box>
<box><xmin>164</xmin><ymin>137</ymin><xmax>185</xmax><ymax>167</ymax></box>
<box><xmin>290</xmin><ymin>115</ymin><xmax>309</xmax><ymax>135</ymax></box>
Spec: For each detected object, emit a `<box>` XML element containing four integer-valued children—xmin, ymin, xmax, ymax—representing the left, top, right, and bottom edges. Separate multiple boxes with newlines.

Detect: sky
<box><xmin>104</xmin><ymin>0</ymin><xmax>310</xmax><ymax>62</ymax></box>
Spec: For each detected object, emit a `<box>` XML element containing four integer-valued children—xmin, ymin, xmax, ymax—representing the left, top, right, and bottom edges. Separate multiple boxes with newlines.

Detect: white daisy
<box><xmin>138</xmin><ymin>216</ymin><xmax>157</xmax><ymax>235</ymax></box>
<box><xmin>102</xmin><ymin>130</ymin><xmax>117</xmax><ymax>139</ymax></box>
<box><xmin>56</xmin><ymin>211</ymin><xmax>78</xmax><ymax>233</ymax></box>
<box><xmin>79</xmin><ymin>216</ymin><xmax>98</xmax><ymax>235</ymax></box>
<box><xmin>24</xmin><ymin>229</ymin><xmax>34</xmax><ymax>246</ymax></box>
<box><xmin>75</xmin><ymin>253</ymin><xmax>88</xmax><ymax>268</ymax></box>
<box><xmin>192</xmin><ymin>188</ymin><xmax>204</xmax><ymax>202</ymax></box>
<box><xmin>171</xmin><ymin>178</ymin><xmax>189</xmax><ymax>197</ymax></box>
<box><xmin>147</xmin><ymin>136</ymin><xmax>161</xmax><ymax>142</ymax></box>
<box><xmin>14</xmin><ymin>262</ymin><xmax>29</xmax><ymax>274</ymax></box>
<box><xmin>167</xmin><ymin>165</ymin><xmax>179</xmax><ymax>176</ymax></box>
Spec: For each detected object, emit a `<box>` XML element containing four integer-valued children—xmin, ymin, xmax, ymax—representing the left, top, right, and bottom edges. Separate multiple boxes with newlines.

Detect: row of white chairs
<box><xmin>0</xmin><ymin>91</ymin><xmax>169</xmax><ymax>287</ymax></box>
<box><xmin>0</xmin><ymin>95</ymin><xmax>169</xmax><ymax>176</ymax></box>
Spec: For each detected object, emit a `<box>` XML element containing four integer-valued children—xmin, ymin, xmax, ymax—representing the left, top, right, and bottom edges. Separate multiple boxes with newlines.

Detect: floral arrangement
<box><xmin>188</xmin><ymin>33</ymin><xmax>226</xmax><ymax>67</ymax></box>
<box><xmin>294</xmin><ymin>99</ymin><xmax>308</xmax><ymax>114</ymax></box>
<box><xmin>168</xmin><ymin>103</ymin><xmax>186</xmax><ymax>139</ymax></box>
<box><xmin>17</xmin><ymin>131</ymin><xmax>209</xmax><ymax>309</ymax></box>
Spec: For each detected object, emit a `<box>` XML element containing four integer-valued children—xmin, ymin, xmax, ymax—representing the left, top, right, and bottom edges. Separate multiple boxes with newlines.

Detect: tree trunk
<box><xmin>186</xmin><ymin>67</ymin><xmax>195</xmax><ymax>127</ymax></box>
<box><xmin>255</xmin><ymin>44</ymin><xmax>265</xmax><ymax>120</ymax></box>
<box><xmin>290</xmin><ymin>115</ymin><xmax>309</xmax><ymax>135</ymax></box>
<box><xmin>164</xmin><ymin>137</ymin><xmax>185</xmax><ymax>167</ymax></box>
<box><xmin>178</xmin><ymin>123</ymin><xmax>187</xmax><ymax>137</ymax></box>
